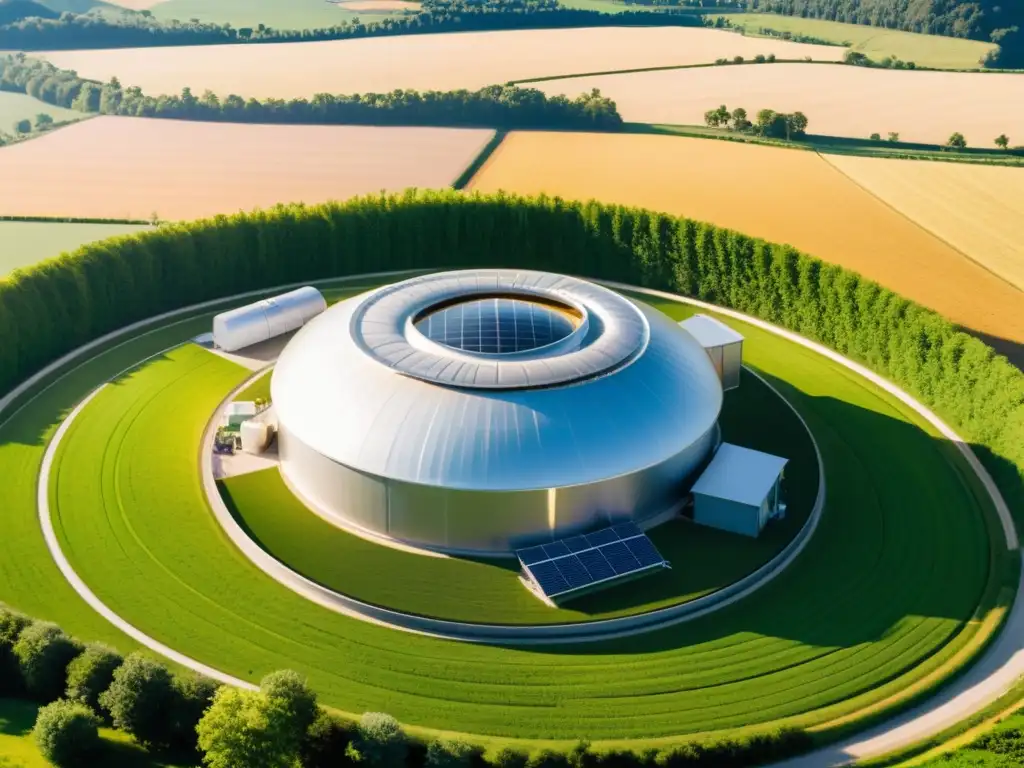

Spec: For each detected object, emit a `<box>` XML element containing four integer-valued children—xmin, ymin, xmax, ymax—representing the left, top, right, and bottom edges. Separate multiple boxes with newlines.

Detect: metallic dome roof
<box><xmin>271</xmin><ymin>270</ymin><xmax>723</xmax><ymax>492</ymax></box>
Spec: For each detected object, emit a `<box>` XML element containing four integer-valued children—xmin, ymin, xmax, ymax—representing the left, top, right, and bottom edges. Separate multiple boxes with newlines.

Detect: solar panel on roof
<box><xmin>624</xmin><ymin>536</ymin><xmax>664</xmax><ymax>568</ymax></box>
<box><xmin>554</xmin><ymin>556</ymin><xmax>593</xmax><ymax>590</ymax></box>
<box><xmin>415</xmin><ymin>297</ymin><xmax>576</xmax><ymax>354</ymax></box>
<box><xmin>518</xmin><ymin>545</ymin><xmax>548</xmax><ymax>566</ymax></box>
<box><xmin>576</xmin><ymin>549</ymin><xmax>616</xmax><ymax>582</ymax></box>
<box><xmin>613</xmin><ymin>522</ymin><xmax>643</xmax><ymax>540</ymax></box>
<box><xmin>584</xmin><ymin>528</ymin><xmax>618</xmax><ymax>547</ymax></box>
<box><xmin>542</xmin><ymin>541</ymin><xmax>571</xmax><ymax>560</ymax></box>
<box><xmin>528</xmin><ymin>561</ymin><xmax>570</xmax><ymax>596</ymax></box>
<box><xmin>562</xmin><ymin>535</ymin><xmax>590</xmax><ymax>553</ymax></box>
<box><xmin>599</xmin><ymin>541</ymin><xmax>642</xmax><ymax>575</ymax></box>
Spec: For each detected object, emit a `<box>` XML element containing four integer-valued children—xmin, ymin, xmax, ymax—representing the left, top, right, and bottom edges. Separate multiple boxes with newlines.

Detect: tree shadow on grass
<box><xmin>0</xmin><ymin>698</ymin><xmax>37</xmax><ymax>737</ymax></box>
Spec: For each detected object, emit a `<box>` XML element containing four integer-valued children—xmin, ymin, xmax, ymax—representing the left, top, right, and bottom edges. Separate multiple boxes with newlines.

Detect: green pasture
<box><xmin>150</xmin><ymin>0</ymin><xmax>415</xmax><ymax>31</ymax></box>
<box><xmin>27</xmin><ymin>292</ymin><xmax>1005</xmax><ymax>746</ymax></box>
<box><xmin>0</xmin><ymin>91</ymin><xmax>86</xmax><ymax>133</ymax></box>
<box><xmin>0</xmin><ymin>698</ymin><xmax>189</xmax><ymax>768</ymax></box>
<box><xmin>220</xmin><ymin>358</ymin><xmax>817</xmax><ymax>624</ymax></box>
<box><xmin>0</xmin><ymin>221</ymin><xmax>150</xmax><ymax>278</ymax></box>
<box><xmin>715</xmin><ymin>12</ymin><xmax>996</xmax><ymax>69</ymax></box>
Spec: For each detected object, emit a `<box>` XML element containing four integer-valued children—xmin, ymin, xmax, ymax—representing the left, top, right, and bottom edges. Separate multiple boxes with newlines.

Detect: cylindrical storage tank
<box><xmin>213</xmin><ymin>286</ymin><xmax>326</xmax><ymax>352</ymax></box>
<box><xmin>272</xmin><ymin>270</ymin><xmax>724</xmax><ymax>555</ymax></box>
<box><xmin>241</xmin><ymin>420</ymin><xmax>272</xmax><ymax>454</ymax></box>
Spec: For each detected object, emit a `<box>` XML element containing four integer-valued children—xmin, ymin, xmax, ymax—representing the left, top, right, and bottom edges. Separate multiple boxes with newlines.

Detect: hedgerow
<box><xmin>0</xmin><ymin>190</ymin><xmax>1020</xmax><ymax>524</ymax></box>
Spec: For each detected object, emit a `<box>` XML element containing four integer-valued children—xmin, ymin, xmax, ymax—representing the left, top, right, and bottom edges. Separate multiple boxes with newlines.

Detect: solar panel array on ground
<box><xmin>517</xmin><ymin>522</ymin><xmax>669</xmax><ymax>601</ymax></box>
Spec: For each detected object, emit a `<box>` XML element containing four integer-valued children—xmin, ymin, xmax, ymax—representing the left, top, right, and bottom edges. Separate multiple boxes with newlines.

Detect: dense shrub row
<box><xmin>0</xmin><ymin>605</ymin><xmax>809</xmax><ymax>767</ymax></box>
<box><xmin>0</xmin><ymin>55</ymin><xmax>622</xmax><ymax>130</ymax></box>
<box><xmin>0</xmin><ymin>0</ymin><xmax>705</xmax><ymax>50</ymax></box>
<box><xmin>1</xmin><ymin>190</ymin><xmax>1020</xmax><ymax>522</ymax></box>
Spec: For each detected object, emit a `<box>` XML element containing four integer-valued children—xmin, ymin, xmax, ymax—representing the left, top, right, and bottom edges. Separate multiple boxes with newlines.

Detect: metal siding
<box><xmin>693</xmin><ymin>495</ymin><xmax>761</xmax><ymax>538</ymax></box>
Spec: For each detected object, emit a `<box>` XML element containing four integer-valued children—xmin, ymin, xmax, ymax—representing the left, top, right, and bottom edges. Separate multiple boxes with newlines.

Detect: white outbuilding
<box><xmin>690</xmin><ymin>443</ymin><xmax>788</xmax><ymax>538</ymax></box>
<box><xmin>680</xmin><ymin>314</ymin><xmax>744</xmax><ymax>390</ymax></box>
<box><xmin>213</xmin><ymin>286</ymin><xmax>327</xmax><ymax>352</ymax></box>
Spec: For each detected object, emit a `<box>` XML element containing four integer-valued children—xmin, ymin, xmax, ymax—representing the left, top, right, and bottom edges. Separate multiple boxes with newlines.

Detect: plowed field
<box><xmin>39</xmin><ymin>28</ymin><xmax>842</xmax><ymax>99</ymax></box>
<box><xmin>533</xmin><ymin>64</ymin><xmax>1024</xmax><ymax>145</ymax></box>
<box><xmin>0</xmin><ymin>117</ymin><xmax>493</xmax><ymax>221</ymax></box>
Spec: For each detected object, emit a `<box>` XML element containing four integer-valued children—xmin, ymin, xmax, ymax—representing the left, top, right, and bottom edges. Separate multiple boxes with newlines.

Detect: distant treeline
<box><xmin>736</xmin><ymin>0</ymin><xmax>1024</xmax><ymax>67</ymax></box>
<box><xmin>0</xmin><ymin>0</ymin><xmax>707</xmax><ymax>50</ymax></box>
<box><xmin>0</xmin><ymin>55</ymin><xmax>623</xmax><ymax>130</ymax></box>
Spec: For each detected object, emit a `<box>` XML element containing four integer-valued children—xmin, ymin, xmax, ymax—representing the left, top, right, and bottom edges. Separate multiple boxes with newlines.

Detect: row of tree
<box><xmin>704</xmin><ymin>104</ymin><xmax>809</xmax><ymax>139</ymax></box>
<box><xmin>0</xmin><ymin>55</ymin><xmax>623</xmax><ymax>129</ymax></box>
<box><xmin>0</xmin><ymin>0</ymin><xmax>706</xmax><ymax>50</ymax></box>
<box><xmin>0</xmin><ymin>602</ymin><xmax>813</xmax><ymax>767</ymax></box>
<box><xmin>735</xmin><ymin>0</ymin><xmax>1024</xmax><ymax>67</ymax></box>
<box><xmin>0</xmin><ymin>189</ymin><xmax>1019</xmax><ymax>525</ymax></box>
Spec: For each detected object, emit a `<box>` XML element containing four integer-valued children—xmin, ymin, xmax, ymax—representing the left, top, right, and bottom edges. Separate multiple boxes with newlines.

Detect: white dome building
<box><xmin>272</xmin><ymin>269</ymin><xmax>724</xmax><ymax>555</ymax></box>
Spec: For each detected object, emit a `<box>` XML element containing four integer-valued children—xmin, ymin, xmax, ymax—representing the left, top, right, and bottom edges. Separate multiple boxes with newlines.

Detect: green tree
<box><xmin>99</xmin><ymin>653</ymin><xmax>177</xmax><ymax>749</ymax></box>
<box><xmin>731</xmin><ymin>107</ymin><xmax>751</xmax><ymax>132</ymax></box>
<box><xmin>300</xmin><ymin>710</ymin><xmax>357</xmax><ymax>768</ymax></box>
<box><xmin>33</xmin><ymin>699</ymin><xmax>101</xmax><ymax>768</ymax></box>
<box><xmin>13</xmin><ymin>622</ymin><xmax>82</xmax><ymax>702</ymax></box>
<box><xmin>347</xmin><ymin>712</ymin><xmax>407</xmax><ymax>767</ymax></box>
<box><xmin>33</xmin><ymin>112</ymin><xmax>53</xmax><ymax>129</ymax></box>
<box><xmin>260</xmin><ymin>669</ymin><xmax>317</xmax><ymax>741</ymax></box>
<box><xmin>995</xmin><ymin>134</ymin><xmax>1010</xmax><ymax>149</ymax></box>
<box><xmin>65</xmin><ymin>644</ymin><xmax>122</xmax><ymax>714</ymax></box>
<box><xmin>869</xmin><ymin>132</ymin><xmax>881</xmax><ymax>141</ymax></box>
<box><xmin>13</xmin><ymin>118</ymin><xmax>31</xmax><ymax>133</ymax></box>
<box><xmin>947</xmin><ymin>132</ymin><xmax>968</xmax><ymax>149</ymax></box>
<box><xmin>197</xmin><ymin>687</ymin><xmax>298</xmax><ymax>768</ymax></box>
<box><xmin>786</xmin><ymin>111</ymin><xmax>809</xmax><ymax>139</ymax></box>
<box><xmin>425</xmin><ymin>738</ymin><xmax>481</xmax><ymax>767</ymax></box>
<box><xmin>172</xmin><ymin>673</ymin><xmax>221</xmax><ymax>751</ymax></box>
<box><xmin>492</xmin><ymin>747</ymin><xmax>530</xmax><ymax>768</ymax></box>
<box><xmin>888</xmin><ymin>132</ymin><xmax>900</xmax><ymax>143</ymax></box>
<box><xmin>703</xmin><ymin>104</ymin><xmax>730</xmax><ymax>128</ymax></box>
<box><xmin>0</xmin><ymin>608</ymin><xmax>33</xmax><ymax>695</ymax></box>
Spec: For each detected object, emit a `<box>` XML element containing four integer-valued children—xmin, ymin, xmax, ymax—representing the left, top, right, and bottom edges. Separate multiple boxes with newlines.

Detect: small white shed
<box><xmin>680</xmin><ymin>314</ymin><xmax>744</xmax><ymax>390</ymax></box>
<box><xmin>224</xmin><ymin>401</ymin><xmax>258</xmax><ymax>428</ymax></box>
<box><xmin>690</xmin><ymin>443</ymin><xmax>788</xmax><ymax>538</ymax></box>
<box><xmin>213</xmin><ymin>286</ymin><xmax>326</xmax><ymax>352</ymax></box>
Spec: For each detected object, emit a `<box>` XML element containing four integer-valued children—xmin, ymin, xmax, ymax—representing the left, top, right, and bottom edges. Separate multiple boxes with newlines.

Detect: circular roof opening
<box><xmin>414</xmin><ymin>295</ymin><xmax>580</xmax><ymax>355</ymax></box>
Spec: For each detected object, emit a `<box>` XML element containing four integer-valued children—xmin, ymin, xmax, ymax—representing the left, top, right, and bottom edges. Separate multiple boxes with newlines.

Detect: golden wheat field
<box><xmin>534</xmin><ymin>64</ymin><xmax>1024</xmax><ymax>145</ymax></box>
<box><xmin>468</xmin><ymin>131</ymin><xmax>1024</xmax><ymax>356</ymax></box>
<box><xmin>823</xmin><ymin>154</ymin><xmax>1024</xmax><ymax>292</ymax></box>
<box><xmin>0</xmin><ymin>118</ymin><xmax>493</xmax><ymax>221</ymax></box>
<box><xmin>39</xmin><ymin>28</ymin><xmax>842</xmax><ymax>100</ymax></box>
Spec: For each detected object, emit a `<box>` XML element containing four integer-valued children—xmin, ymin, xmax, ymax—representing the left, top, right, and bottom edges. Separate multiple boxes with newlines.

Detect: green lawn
<box><xmin>29</xmin><ymin>291</ymin><xmax>1006</xmax><ymax>746</ymax></box>
<box><xmin>150</xmin><ymin>0</ymin><xmax>415</xmax><ymax>31</ymax></box>
<box><xmin>220</xmin><ymin>352</ymin><xmax>818</xmax><ymax>624</ymax></box>
<box><xmin>0</xmin><ymin>222</ymin><xmax>151</xmax><ymax>278</ymax></box>
<box><xmin>0</xmin><ymin>92</ymin><xmax>87</xmax><ymax>135</ymax></box>
<box><xmin>0</xmin><ymin>698</ymin><xmax>192</xmax><ymax>768</ymax></box>
<box><xmin>912</xmin><ymin>711</ymin><xmax>1024</xmax><ymax>767</ymax></box>
<box><xmin>715</xmin><ymin>12</ymin><xmax>997</xmax><ymax>69</ymax></box>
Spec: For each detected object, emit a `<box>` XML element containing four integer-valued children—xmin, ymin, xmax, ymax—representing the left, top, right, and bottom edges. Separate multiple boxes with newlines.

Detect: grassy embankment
<box><xmin>33</xmin><ymin>297</ymin><xmax>1009</xmax><ymax>748</ymax></box>
<box><xmin>219</xmin><ymin>349</ymin><xmax>817</xmax><ymax>624</ymax></box>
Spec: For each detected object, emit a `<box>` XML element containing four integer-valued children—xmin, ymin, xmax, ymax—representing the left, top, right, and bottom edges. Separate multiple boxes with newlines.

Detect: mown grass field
<box><xmin>0</xmin><ymin>118</ymin><xmax>493</xmax><ymax>221</ymax></box>
<box><xmin>38</xmin><ymin>28</ymin><xmax>841</xmax><ymax>99</ymax></box>
<box><xmin>468</xmin><ymin>132</ymin><xmax>1024</xmax><ymax>365</ymax></box>
<box><xmin>821</xmin><ymin>154</ymin><xmax>1024</xmax><ymax>292</ymax></box>
<box><xmin>33</xmin><ymin>292</ymin><xmax>1006</xmax><ymax>745</ymax></box>
<box><xmin>220</xmin><ymin>353</ymin><xmax>818</xmax><ymax>624</ymax></box>
<box><xmin>533</xmin><ymin>63</ymin><xmax>1024</xmax><ymax>145</ymax></box>
<box><xmin>148</xmin><ymin>0</ymin><xmax>415</xmax><ymax>29</ymax></box>
<box><xmin>716</xmin><ymin>12</ymin><xmax>997</xmax><ymax>70</ymax></box>
<box><xmin>0</xmin><ymin>91</ymin><xmax>86</xmax><ymax>132</ymax></box>
<box><xmin>0</xmin><ymin>221</ymin><xmax>150</xmax><ymax>277</ymax></box>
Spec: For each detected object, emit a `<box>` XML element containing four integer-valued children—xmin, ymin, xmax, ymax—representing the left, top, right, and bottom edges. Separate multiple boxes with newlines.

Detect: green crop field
<box><xmin>150</xmin><ymin>0</ymin><xmax>416</xmax><ymax>31</ymax></box>
<box><xmin>715</xmin><ymin>12</ymin><xmax>996</xmax><ymax>69</ymax></box>
<box><xmin>220</xmin><ymin>359</ymin><xmax>818</xmax><ymax>624</ymax></box>
<box><xmin>0</xmin><ymin>221</ymin><xmax>150</xmax><ymax>278</ymax></box>
<box><xmin>0</xmin><ymin>91</ymin><xmax>87</xmax><ymax>134</ymax></box>
<box><xmin>13</xmin><ymin>286</ymin><xmax>1000</xmax><ymax>747</ymax></box>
